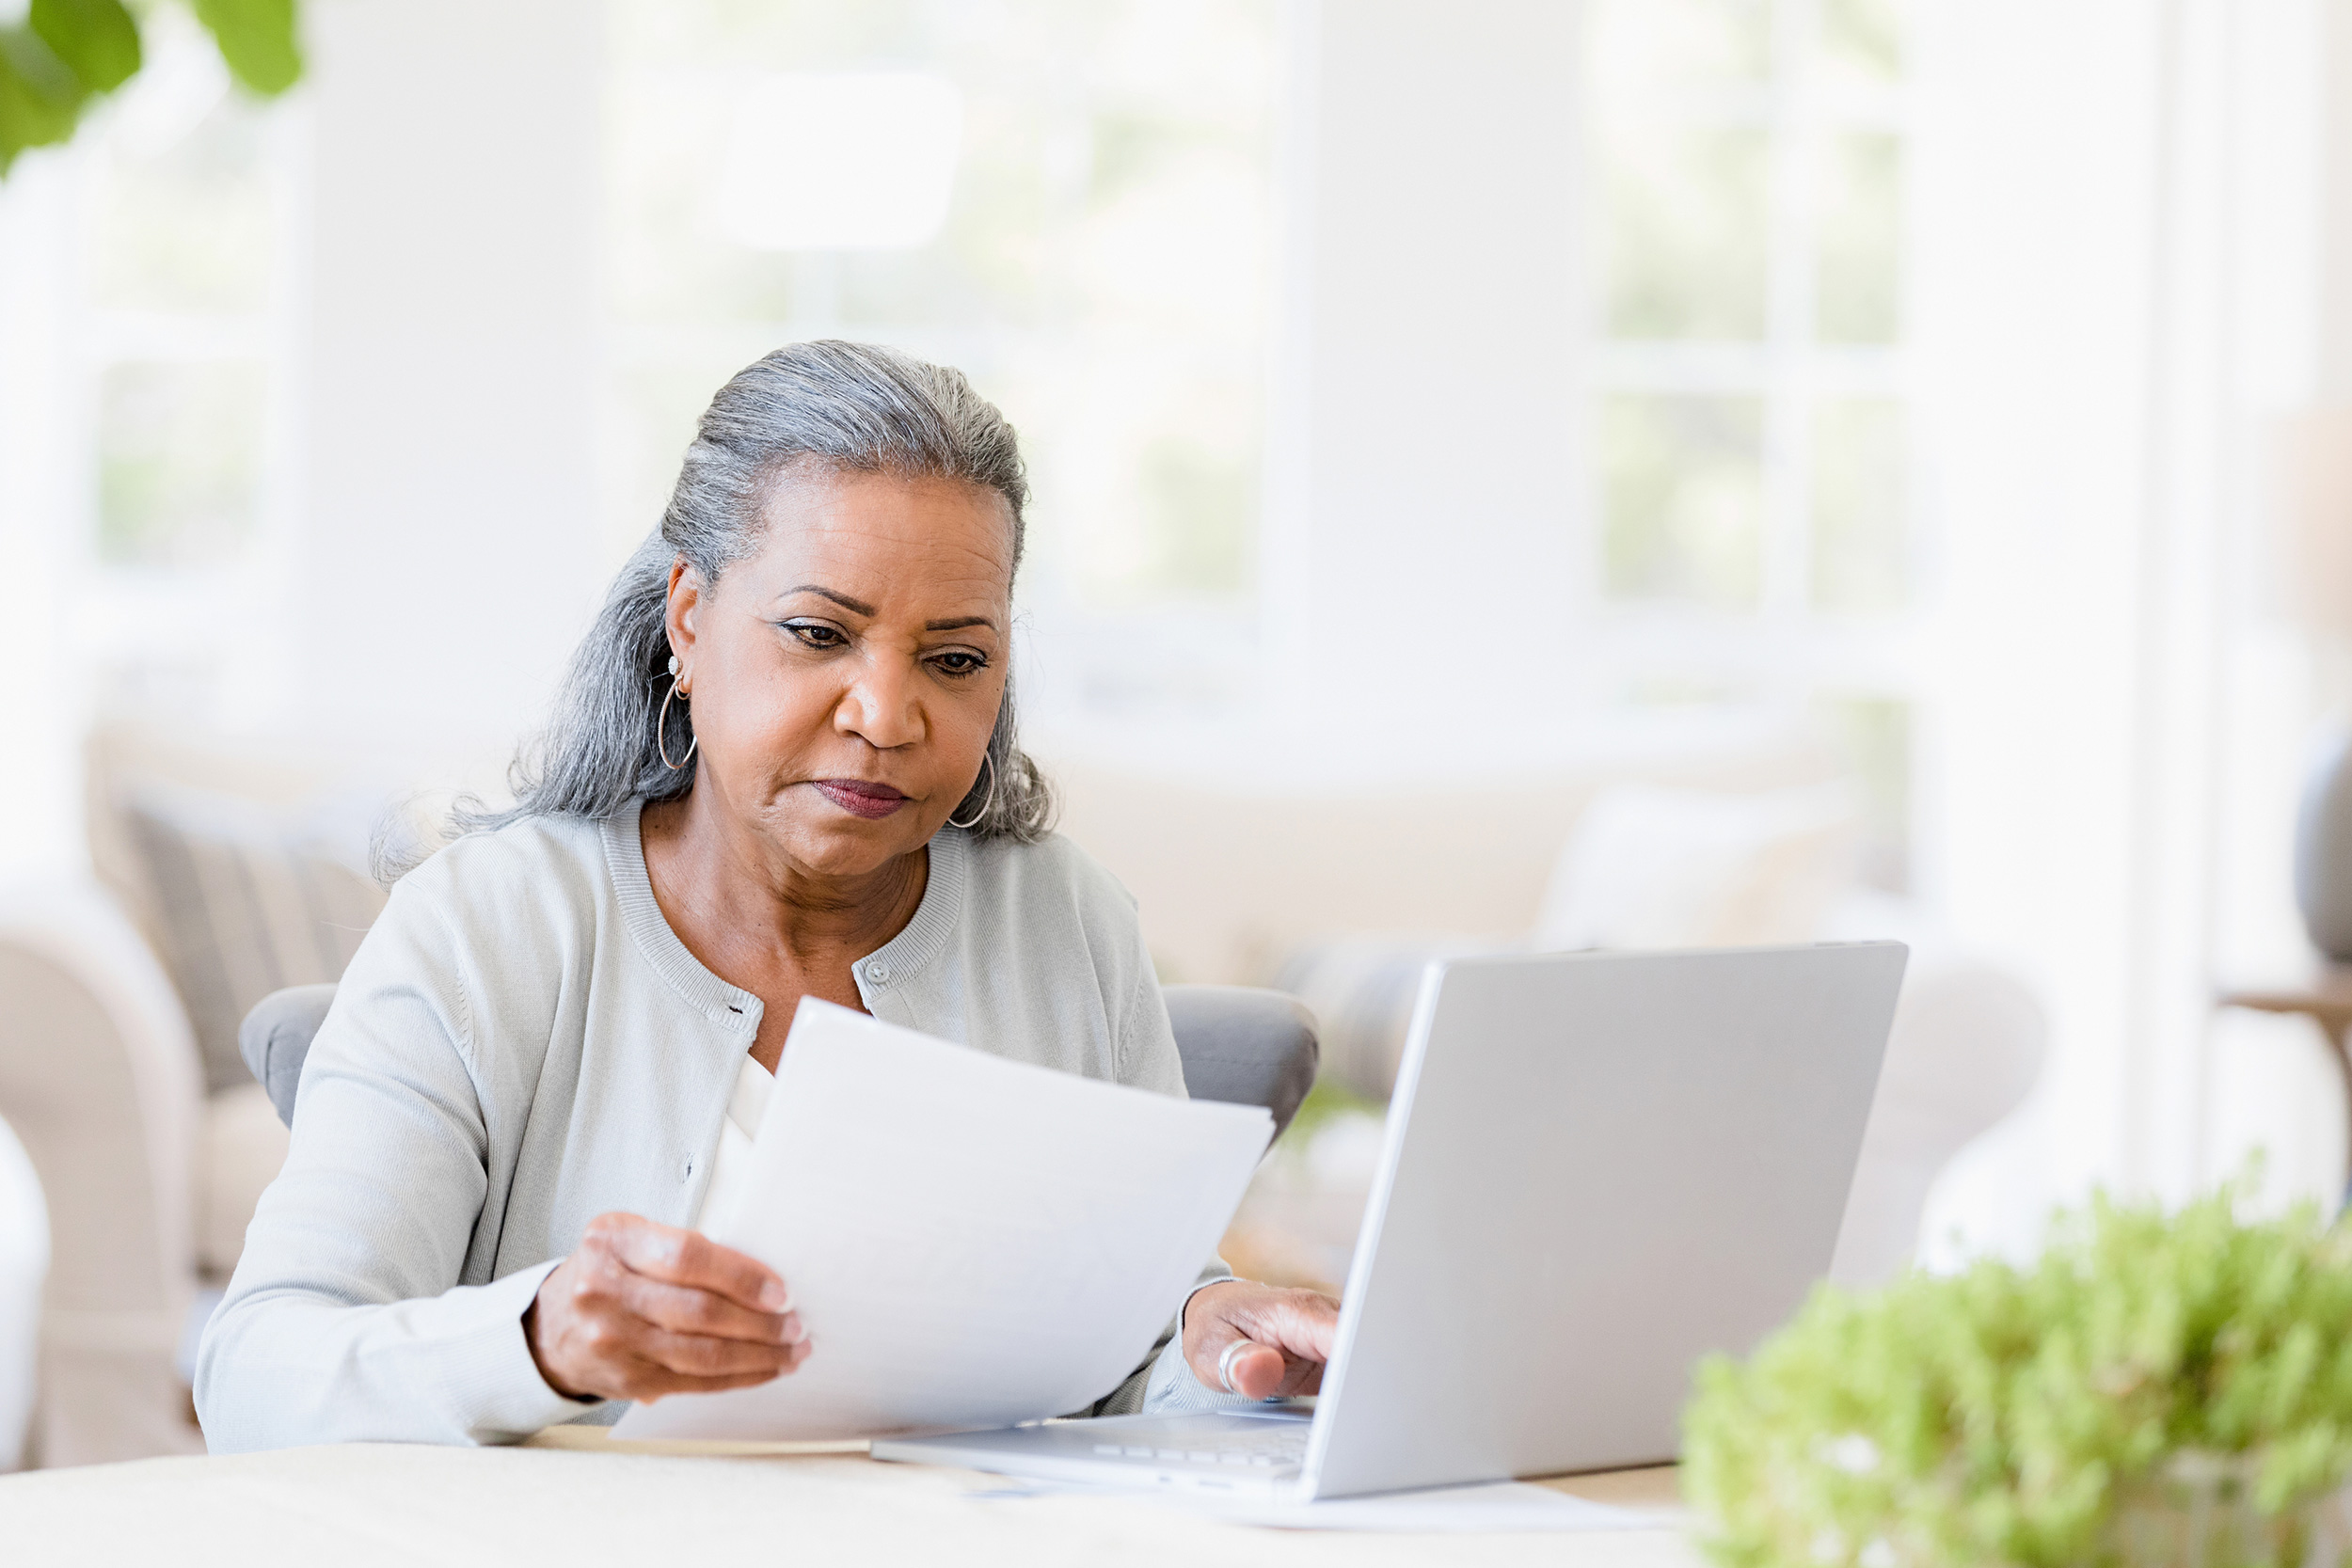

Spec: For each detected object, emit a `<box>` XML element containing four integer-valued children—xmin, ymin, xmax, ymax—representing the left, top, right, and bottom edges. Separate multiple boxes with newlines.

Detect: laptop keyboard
<box><xmin>1089</xmin><ymin>1422</ymin><xmax>1309</xmax><ymax>1469</ymax></box>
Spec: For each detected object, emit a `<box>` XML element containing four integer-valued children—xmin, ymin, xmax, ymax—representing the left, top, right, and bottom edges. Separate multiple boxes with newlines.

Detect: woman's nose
<box><xmin>834</xmin><ymin>661</ymin><xmax>924</xmax><ymax>749</ymax></box>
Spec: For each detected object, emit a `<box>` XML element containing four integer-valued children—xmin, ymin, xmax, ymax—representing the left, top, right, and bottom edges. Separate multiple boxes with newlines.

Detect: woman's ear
<box><xmin>664</xmin><ymin>558</ymin><xmax>706</xmax><ymax>677</ymax></box>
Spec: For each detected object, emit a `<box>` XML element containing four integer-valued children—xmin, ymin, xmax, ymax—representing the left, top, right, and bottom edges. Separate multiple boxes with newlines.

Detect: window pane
<box><xmin>89</xmin><ymin>91</ymin><xmax>276</xmax><ymax>315</ymax></box>
<box><xmin>1810</xmin><ymin>397</ymin><xmax>1907</xmax><ymax>611</ymax></box>
<box><xmin>1589</xmin><ymin>0</ymin><xmax>1772</xmax><ymax>102</ymax></box>
<box><xmin>1601</xmin><ymin>394</ymin><xmax>1763</xmax><ymax>608</ymax></box>
<box><xmin>603</xmin><ymin>0</ymin><xmax>1274</xmax><ymax>608</ymax></box>
<box><xmin>1814</xmin><ymin>693</ymin><xmax>1912</xmax><ymax>892</ymax></box>
<box><xmin>1602</xmin><ymin>126</ymin><xmax>1771</xmax><ymax>340</ymax></box>
<box><xmin>1818</xmin><ymin>0</ymin><xmax>1904</xmax><ymax>92</ymax></box>
<box><xmin>1815</xmin><ymin>133</ymin><xmax>1903</xmax><ymax>343</ymax></box>
<box><xmin>1025</xmin><ymin>357</ymin><xmax>1260</xmax><ymax>604</ymax></box>
<box><xmin>97</xmin><ymin>361</ymin><xmax>268</xmax><ymax>568</ymax></box>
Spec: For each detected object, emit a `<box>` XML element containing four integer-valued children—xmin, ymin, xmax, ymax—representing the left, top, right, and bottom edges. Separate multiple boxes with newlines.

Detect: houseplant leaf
<box><xmin>0</xmin><ymin>27</ymin><xmax>89</xmax><ymax>177</ymax></box>
<box><xmin>191</xmin><ymin>0</ymin><xmax>299</xmax><ymax>96</ymax></box>
<box><xmin>29</xmin><ymin>0</ymin><xmax>141</xmax><ymax>95</ymax></box>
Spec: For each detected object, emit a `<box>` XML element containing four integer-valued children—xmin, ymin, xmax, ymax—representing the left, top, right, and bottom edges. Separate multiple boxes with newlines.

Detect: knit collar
<box><xmin>855</xmin><ymin>819</ymin><xmax>968</xmax><ymax>990</ymax></box>
<box><xmin>599</xmin><ymin>799</ymin><xmax>968</xmax><ymax>1028</ymax></box>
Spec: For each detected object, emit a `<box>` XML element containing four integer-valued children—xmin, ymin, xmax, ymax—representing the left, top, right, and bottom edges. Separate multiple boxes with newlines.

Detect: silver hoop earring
<box><xmin>657</xmin><ymin>666</ymin><xmax>696</xmax><ymax>771</ymax></box>
<box><xmin>946</xmin><ymin>750</ymin><xmax>996</xmax><ymax>831</ymax></box>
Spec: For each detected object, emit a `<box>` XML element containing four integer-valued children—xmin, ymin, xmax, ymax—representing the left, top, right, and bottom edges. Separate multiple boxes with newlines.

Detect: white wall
<box><xmin>1262</xmin><ymin>0</ymin><xmax>1585</xmax><ymax>738</ymax></box>
<box><xmin>1919</xmin><ymin>0</ymin><xmax>2334</xmax><ymax>1215</ymax></box>
<box><xmin>285</xmin><ymin>0</ymin><xmax>610</xmax><ymax>754</ymax></box>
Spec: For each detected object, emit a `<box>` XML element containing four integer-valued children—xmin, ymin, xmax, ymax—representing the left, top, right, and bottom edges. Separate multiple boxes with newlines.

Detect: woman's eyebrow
<box><xmin>782</xmin><ymin>585</ymin><xmax>876</xmax><ymax>615</ymax></box>
<box><xmin>781</xmin><ymin>585</ymin><xmax>994</xmax><ymax>633</ymax></box>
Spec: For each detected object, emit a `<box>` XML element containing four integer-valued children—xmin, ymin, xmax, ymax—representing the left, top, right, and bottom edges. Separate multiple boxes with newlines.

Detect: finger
<box><xmin>1232</xmin><ymin>1292</ymin><xmax>1342</xmax><ymax>1365</ymax></box>
<box><xmin>614</xmin><ymin>1272</ymin><xmax>804</xmax><ymax>1347</ymax></box>
<box><xmin>631</xmin><ymin>1323</ymin><xmax>807</xmax><ymax>1381</ymax></box>
<box><xmin>624</xmin><ymin>1346</ymin><xmax>808</xmax><ymax>1404</ymax></box>
<box><xmin>613</xmin><ymin>1334</ymin><xmax>816</xmax><ymax>1402</ymax></box>
<box><xmin>595</xmin><ymin>1215</ymin><xmax>790</xmax><ymax>1312</ymax></box>
<box><xmin>1223</xmin><ymin>1340</ymin><xmax>1289</xmax><ymax>1401</ymax></box>
<box><xmin>1184</xmin><ymin>1314</ymin><xmax>1273</xmax><ymax>1399</ymax></box>
<box><xmin>1183</xmin><ymin>1286</ymin><xmax>1342</xmax><ymax>1397</ymax></box>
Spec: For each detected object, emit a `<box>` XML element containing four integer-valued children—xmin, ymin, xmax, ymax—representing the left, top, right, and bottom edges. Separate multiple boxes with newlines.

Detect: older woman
<box><xmin>195</xmin><ymin>342</ymin><xmax>1337</xmax><ymax>1451</ymax></box>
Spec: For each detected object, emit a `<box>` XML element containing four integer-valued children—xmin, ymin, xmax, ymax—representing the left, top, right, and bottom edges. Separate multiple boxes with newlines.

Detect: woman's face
<box><xmin>664</xmin><ymin>466</ymin><xmax>1013</xmax><ymax>879</ymax></box>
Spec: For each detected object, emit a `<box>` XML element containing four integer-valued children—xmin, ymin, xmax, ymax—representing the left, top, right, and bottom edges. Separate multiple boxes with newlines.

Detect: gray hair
<box><xmin>430</xmin><ymin>341</ymin><xmax>1054</xmax><ymax>864</ymax></box>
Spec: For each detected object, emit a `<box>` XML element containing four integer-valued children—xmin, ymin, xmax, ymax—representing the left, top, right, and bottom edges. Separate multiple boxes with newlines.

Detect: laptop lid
<box><xmin>1299</xmin><ymin>942</ymin><xmax>1907</xmax><ymax>1499</ymax></box>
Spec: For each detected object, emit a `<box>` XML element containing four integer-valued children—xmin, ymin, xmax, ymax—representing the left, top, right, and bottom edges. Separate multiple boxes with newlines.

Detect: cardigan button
<box><xmin>865</xmin><ymin>961</ymin><xmax>891</xmax><ymax>985</ymax></box>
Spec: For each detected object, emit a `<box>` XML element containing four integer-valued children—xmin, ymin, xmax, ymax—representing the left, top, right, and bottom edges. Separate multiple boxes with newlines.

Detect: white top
<box><xmin>692</xmin><ymin>1053</ymin><xmax>772</xmax><ymax>1237</ymax></box>
<box><xmin>197</xmin><ymin>800</ymin><xmax>1246</xmax><ymax>1453</ymax></box>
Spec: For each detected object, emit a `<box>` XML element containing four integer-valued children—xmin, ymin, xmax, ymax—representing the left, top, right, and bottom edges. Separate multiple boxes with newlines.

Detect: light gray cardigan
<box><xmin>195</xmin><ymin>801</ymin><xmax>1237</xmax><ymax>1453</ymax></box>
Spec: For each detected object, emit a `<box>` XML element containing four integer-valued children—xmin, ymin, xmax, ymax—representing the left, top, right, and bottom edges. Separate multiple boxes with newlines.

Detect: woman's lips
<box><xmin>811</xmin><ymin>779</ymin><xmax>911</xmax><ymax>819</ymax></box>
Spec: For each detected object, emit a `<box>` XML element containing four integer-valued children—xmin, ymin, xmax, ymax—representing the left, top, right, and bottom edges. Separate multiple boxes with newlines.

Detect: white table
<box><xmin>0</xmin><ymin>1429</ymin><xmax>1701</xmax><ymax>1567</ymax></box>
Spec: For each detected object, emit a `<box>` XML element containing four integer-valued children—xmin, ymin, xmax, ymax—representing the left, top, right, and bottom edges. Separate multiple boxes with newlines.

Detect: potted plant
<box><xmin>1686</xmin><ymin>1184</ymin><xmax>2352</xmax><ymax>1568</ymax></box>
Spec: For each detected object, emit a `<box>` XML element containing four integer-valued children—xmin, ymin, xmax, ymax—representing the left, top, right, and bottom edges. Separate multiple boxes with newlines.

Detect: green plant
<box><xmin>1686</xmin><ymin>1183</ymin><xmax>2352</xmax><ymax>1568</ymax></box>
<box><xmin>0</xmin><ymin>0</ymin><xmax>300</xmax><ymax>177</ymax></box>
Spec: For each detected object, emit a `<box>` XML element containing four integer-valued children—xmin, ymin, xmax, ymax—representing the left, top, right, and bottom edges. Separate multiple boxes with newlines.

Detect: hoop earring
<box><xmin>946</xmin><ymin>750</ymin><xmax>996</xmax><ymax>831</ymax></box>
<box><xmin>658</xmin><ymin>658</ymin><xmax>696</xmax><ymax>771</ymax></box>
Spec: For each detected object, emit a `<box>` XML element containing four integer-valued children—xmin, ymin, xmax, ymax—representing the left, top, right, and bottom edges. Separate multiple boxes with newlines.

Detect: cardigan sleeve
<box><xmin>193</xmin><ymin>879</ymin><xmax>584</xmax><ymax>1452</ymax></box>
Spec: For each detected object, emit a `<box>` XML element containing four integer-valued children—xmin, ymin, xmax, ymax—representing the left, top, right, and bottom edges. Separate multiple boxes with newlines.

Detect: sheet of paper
<box><xmin>613</xmin><ymin>999</ymin><xmax>1273</xmax><ymax>1441</ymax></box>
<box><xmin>1162</xmin><ymin>1481</ymin><xmax>1671</xmax><ymax>1533</ymax></box>
<box><xmin>972</xmin><ymin>1478</ymin><xmax>1671</xmax><ymax>1533</ymax></box>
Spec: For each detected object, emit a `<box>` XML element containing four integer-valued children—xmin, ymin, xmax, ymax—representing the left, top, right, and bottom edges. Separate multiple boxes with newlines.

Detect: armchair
<box><xmin>0</xmin><ymin>884</ymin><xmax>211</xmax><ymax>1467</ymax></box>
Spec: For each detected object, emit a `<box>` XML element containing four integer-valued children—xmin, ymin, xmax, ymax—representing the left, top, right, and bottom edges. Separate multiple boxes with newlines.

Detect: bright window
<box><xmin>81</xmin><ymin>9</ymin><xmax>290</xmax><ymax>576</ymax></box>
<box><xmin>1587</xmin><ymin>0</ymin><xmax>1917</xmax><ymax>887</ymax></box>
<box><xmin>600</xmin><ymin>0</ymin><xmax>1278</xmax><ymax>627</ymax></box>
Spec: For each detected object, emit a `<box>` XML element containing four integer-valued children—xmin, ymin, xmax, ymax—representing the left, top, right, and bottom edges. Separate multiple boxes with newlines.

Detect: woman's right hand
<box><xmin>524</xmin><ymin>1211</ymin><xmax>809</xmax><ymax>1402</ymax></box>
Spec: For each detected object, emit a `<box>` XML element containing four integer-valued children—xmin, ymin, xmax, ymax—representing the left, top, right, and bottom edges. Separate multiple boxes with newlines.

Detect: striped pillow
<box><xmin>119</xmin><ymin>785</ymin><xmax>387</xmax><ymax>1096</ymax></box>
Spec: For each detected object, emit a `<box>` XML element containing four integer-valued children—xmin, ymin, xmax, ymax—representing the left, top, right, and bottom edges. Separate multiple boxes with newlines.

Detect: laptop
<box><xmin>874</xmin><ymin>942</ymin><xmax>1907</xmax><ymax>1500</ymax></box>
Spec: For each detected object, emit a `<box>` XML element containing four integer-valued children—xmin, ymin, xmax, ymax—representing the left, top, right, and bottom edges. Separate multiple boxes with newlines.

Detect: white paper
<box><xmin>1163</xmin><ymin>1481</ymin><xmax>1670</xmax><ymax>1533</ymax></box>
<box><xmin>613</xmin><ymin>999</ymin><xmax>1273</xmax><ymax>1441</ymax></box>
<box><xmin>974</xmin><ymin>1478</ymin><xmax>1671</xmax><ymax>1533</ymax></box>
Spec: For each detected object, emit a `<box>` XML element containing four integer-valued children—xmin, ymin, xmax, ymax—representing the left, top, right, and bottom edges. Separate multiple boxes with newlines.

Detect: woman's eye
<box><xmin>930</xmin><ymin>650</ymin><xmax>988</xmax><ymax>676</ymax></box>
<box><xmin>785</xmin><ymin>622</ymin><xmax>846</xmax><ymax>650</ymax></box>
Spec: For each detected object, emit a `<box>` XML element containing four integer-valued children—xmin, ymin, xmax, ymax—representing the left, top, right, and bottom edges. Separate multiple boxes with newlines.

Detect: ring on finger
<box><xmin>1216</xmin><ymin>1338</ymin><xmax>1254</xmax><ymax>1396</ymax></box>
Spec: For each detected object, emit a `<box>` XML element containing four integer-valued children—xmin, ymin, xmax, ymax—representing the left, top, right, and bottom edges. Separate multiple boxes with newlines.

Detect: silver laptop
<box><xmin>874</xmin><ymin>942</ymin><xmax>1907</xmax><ymax>1500</ymax></box>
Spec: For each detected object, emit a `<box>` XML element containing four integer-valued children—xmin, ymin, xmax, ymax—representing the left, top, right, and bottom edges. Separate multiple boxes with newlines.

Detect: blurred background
<box><xmin>3</xmin><ymin>0</ymin><xmax>2351</xmax><ymax>1471</ymax></box>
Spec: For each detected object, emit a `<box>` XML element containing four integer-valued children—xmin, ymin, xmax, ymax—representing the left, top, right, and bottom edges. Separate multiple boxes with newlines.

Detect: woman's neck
<box><xmin>640</xmin><ymin>786</ymin><xmax>928</xmax><ymax>967</ymax></box>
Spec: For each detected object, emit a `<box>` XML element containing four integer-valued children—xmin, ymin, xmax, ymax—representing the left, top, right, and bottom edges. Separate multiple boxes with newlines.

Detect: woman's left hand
<box><xmin>1182</xmin><ymin>1278</ymin><xmax>1341</xmax><ymax>1400</ymax></box>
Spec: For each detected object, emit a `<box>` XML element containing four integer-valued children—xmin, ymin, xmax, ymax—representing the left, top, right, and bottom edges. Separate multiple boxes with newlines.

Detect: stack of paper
<box><xmin>614</xmin><ymin>1000</ymin><xmax>1273</xmax><ymax>1441</ymax></box>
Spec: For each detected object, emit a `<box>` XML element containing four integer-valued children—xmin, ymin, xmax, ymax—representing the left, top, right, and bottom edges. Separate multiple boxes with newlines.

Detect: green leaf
<box><xmin>0</xmin><ymin>26</ymin><xmax>90</xmax><ymax>176</ymax></box>
<box><xmin>191</xmin><ymin>0</ymin><xmax>300</xmax><ymax>96</ymax></box>
<box><xmin>29</xmin><ymin>0</ymin><xmax>140</xmax><ymax>95</ymax></box>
